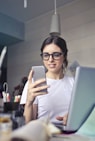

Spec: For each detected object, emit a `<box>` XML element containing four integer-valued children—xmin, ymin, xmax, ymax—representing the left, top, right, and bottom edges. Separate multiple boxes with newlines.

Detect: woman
<box><xmin>20</xmin><ymin>36</ymin><xmax>74</xmax><ymax>125</ymax></box>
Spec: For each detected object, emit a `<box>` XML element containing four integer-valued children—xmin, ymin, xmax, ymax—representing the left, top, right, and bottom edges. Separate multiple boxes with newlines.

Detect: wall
<box><xmin>0</xmin><ymin>13</ymin><xmax>25</xmax><ymax>38</ymax></box>
<box><xmin>7</xmin><ymin>0</ymin><xmax>95</xmax><ymax>94</ymax></box>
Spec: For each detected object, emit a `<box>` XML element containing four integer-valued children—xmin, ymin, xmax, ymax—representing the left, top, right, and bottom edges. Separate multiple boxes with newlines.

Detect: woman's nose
<box><xmin>48</xmin><ymin>55</ymin><xmax>54</xmax><ymax>61</ymax></box>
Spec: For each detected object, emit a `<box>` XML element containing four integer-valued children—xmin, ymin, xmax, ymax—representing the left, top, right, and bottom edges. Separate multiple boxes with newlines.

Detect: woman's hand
<box><xmin>56</xmin><ymin>114</ymin><xmax>68</xmax><ymax>125</ymax></box>
<box><xmin>26</xmin><ymin>70</ymin><xmax>49</xmax><ymax>104</ymax></box>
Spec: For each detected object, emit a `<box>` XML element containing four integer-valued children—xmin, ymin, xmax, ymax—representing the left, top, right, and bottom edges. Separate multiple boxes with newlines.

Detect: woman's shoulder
<box><xmin>64</xmin><ymin>75</ymin><xmax>74</xmax><ymax>80</ymax></box>
<box><xmin>63</xmin><ymin>75</ymin><xmax>74</xmax><ymax>85</ymax></box>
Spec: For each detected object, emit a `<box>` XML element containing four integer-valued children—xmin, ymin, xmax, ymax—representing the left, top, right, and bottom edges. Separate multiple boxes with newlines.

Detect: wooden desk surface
<box><xmin>50</xmin><ymin>134</ymin><xmax>95</xmax><ymax>141</ymax></box>
<box><xmin>1</xmin><ymin>134</ymin><xmax>95</xmax><ymax>141</ymax></box>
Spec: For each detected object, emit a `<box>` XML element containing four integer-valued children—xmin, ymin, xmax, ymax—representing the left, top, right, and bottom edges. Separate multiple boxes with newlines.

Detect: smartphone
<box><xmin>32</xmin><ymin>65</ymin><xmax>47</xmax><ymax>92</ymax></box>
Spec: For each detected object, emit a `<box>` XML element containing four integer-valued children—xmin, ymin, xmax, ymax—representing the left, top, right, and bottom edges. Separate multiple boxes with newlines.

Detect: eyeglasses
<box><xmin>40</xmin><ymin>52</ymin><xmax>63</xmax><ymax>61</ymax></box>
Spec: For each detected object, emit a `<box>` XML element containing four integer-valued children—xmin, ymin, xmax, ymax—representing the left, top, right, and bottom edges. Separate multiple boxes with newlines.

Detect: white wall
<box><xmin>7</xmin><ymin>0</ymin><xmax>95</xmax><ymax>93</ymax></box>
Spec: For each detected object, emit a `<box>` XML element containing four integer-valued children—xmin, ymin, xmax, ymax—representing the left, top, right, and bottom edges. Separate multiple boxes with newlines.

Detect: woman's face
<box><xmin>42</xmin><ymin>43</ymin><xmax>64</xmax><ymax>73</ymax></box>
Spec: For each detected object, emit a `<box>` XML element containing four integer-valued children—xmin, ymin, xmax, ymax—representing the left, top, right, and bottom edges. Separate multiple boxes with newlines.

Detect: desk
<box><xmin>1</xmin><ymin>134</ymin><xmax>95</xmax><ymax>141</ymax></box>
<box><xmin>50</xmin><ymin>134</ymin><xmax>95</xmax><ymax>141</ymax></box>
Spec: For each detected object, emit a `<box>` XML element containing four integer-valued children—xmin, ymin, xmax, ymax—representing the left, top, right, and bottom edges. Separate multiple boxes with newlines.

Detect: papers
<box><xmin>7</xmin><ymin>120</ymin><xmax>60</xmax><ymax>141</ymax></box>
<box><xmin>77</xmin><ymin>107</ymin><xmax>95</xmax><ymax>137</ymax></box>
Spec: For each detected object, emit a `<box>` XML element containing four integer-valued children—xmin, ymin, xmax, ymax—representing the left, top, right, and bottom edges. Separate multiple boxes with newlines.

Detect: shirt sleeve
<box><xmin>70</xmin><ymin>76</ymin><xmax>74</xmax><ymax>87</ymax></box>
<box><xmin>20</xmin><ymin>81</ymin><xmax>28</xmax><ymax>104</ymax></box>
<box><xmin>20</xmin><ymin>81</ymin><xmax>38</xmax><ymax>105</ymax></box>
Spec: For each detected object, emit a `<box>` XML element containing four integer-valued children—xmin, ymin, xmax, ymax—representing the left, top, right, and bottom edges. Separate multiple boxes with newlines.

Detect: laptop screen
<box><xmin>64</xmin><ymin>66</ymin><xmax>95</xmax><ymax>132</ymax></box>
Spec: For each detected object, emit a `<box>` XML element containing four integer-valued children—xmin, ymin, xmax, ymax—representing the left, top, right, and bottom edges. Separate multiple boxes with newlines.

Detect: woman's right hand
<box><xmin>56</xmin><ymin>114</ymin><xmax>68</xmax><ymax>125</ymax></box>
<box><xmin>26</xmin><ymin>70</ymin><xmax>49</xmax><ymax>105</ymax></box>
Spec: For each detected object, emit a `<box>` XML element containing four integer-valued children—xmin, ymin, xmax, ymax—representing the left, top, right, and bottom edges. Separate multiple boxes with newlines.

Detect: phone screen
<box><xmin>32</xmin><ymin>66</ymin><xmax>47</xmax><ymax>92</ymax></box>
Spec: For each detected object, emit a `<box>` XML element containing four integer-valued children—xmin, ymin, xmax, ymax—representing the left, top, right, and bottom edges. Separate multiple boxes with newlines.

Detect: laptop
<box><xmin>56</xmin><ymin>66</ymin><xmax>95</xmax><ymax>133</ymax></box>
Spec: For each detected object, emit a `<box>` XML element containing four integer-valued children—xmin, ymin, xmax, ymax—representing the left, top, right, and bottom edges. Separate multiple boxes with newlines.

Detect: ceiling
<box><xmin>0</xmin><ymin>0</ymin><xmax>75</xmax><ymax>22</ymax></box>
<box><xmin>0</xmin><ymin>0</ymin><xmax>75</xmax><ymax>46</ymax></box>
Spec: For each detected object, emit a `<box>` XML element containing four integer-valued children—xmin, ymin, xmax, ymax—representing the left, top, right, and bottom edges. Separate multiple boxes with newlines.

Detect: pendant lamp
<box><xmin>50</xmin><ymin>0</ymin><xmax>60</xmax><ymax>36</ymax></box>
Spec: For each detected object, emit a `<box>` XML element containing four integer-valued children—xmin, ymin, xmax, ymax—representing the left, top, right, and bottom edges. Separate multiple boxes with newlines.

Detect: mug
<box><xmin>0</xmin><ymin>113</ymin><xmax>12</xmax><ymax>137</ymax></box>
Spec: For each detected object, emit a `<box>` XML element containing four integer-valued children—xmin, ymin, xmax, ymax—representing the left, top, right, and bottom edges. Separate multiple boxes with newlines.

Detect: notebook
<box><xmin>56</xmin><ymin>66</ymin><xmax>95</xmax><ymax>133</ymax></box>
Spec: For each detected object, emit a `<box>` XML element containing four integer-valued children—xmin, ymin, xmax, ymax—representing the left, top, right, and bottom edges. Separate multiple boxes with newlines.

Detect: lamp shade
<box><xmin>50</xmin><ymin>13</ymin><xmax>60</xmax><ymax>36</ymax></box>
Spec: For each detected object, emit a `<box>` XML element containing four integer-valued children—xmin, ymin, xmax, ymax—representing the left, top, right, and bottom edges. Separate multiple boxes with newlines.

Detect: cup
<box><xmin>0</xmin><ymin>113</ymin><xmax>12</xmax><ymax>137</ymax></box>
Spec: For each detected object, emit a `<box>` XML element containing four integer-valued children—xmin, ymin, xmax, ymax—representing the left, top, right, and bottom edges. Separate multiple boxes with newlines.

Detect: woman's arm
<box><xmin>23</xmin><ymin>70</ymin><xmax>49</xmax><ymax>124</ymax></box>
<box><xmin>24</xmin><ymin>102</ymin><xmax>38</xmax><ymax>123</ymax></box>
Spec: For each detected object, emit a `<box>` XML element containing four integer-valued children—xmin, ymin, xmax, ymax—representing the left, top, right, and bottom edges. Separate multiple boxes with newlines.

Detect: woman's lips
<box><xmin>48</xmin><ymin>64</ymin><xmax>56</xmax><ymax>68</ymax></box>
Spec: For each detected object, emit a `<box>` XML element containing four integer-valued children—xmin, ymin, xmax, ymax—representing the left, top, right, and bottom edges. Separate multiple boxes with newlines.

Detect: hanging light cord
<box><xmin>24</xmin><ymin>0</ymin><xmax>27</xmax><ymax>8</ymax></box>
<box><xmin>54</xmin><ymin>0</ymin><xmax>57</xmax><ymax>14</ymax></box>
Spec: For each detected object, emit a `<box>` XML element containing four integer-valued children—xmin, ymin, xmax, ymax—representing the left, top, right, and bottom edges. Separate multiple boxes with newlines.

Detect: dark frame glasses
<box><xmin>40</xmin><ymin>52</ymin><xmax>63</xmax><ymax>60</ymax></box>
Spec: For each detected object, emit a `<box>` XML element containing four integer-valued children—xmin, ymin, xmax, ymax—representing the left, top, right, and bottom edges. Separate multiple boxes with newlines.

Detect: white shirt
<box><xmin>20</xmin><ymin>75</ymin><xmax>74</xmax><ymax>124</ymax></box>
